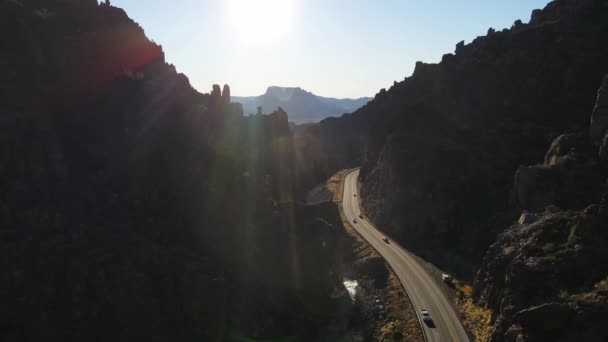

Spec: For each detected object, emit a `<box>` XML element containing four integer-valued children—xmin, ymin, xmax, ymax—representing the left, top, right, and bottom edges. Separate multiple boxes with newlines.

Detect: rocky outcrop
<box><xmin>353</xmin><ymin>0</ymin><xmax>608</xmax><ymax>272</ymax></box>
<box><xmin>590</xmin><ymin>75</ymin><xmax>608</xmax><ymax>142</ymax></box>
<box><xmin>473</xmin><ymin>204</ymin><xmax>608</xmax><ymax>342</ymax></box>
<box><xmin>211</xmin><ymin>83</ymin><xmax>222</xmax><ymax>109</ymax></box>
<box><xmin>222</xmin><ymin>83</ymin><xmax>231</xmax><ymax>106</ymax></box>
<box><xmin>473</xmin><ymin>75</ymin><xmax>608</xmax><ymax>342</ymax></box>
<box><xmin>512</xmin><ymin>132</ymin><xmax>603</xmax><ymax>212</ymax></box>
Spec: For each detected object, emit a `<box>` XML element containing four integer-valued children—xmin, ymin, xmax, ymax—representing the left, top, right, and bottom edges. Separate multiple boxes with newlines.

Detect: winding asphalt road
<box><xmin>343</xmin><ymin>169</ymin><xmax>469</xmax><ymax>342</ymax></box>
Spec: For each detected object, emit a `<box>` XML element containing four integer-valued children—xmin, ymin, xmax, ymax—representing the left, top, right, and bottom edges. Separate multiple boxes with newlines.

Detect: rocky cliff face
<box><xmin>473</xmin><ymin>206</ymin><xmax>608</xmax><ymax>342</ymax></box>
<box><xmin>0</xmin><ymin>1</ymin><xmax>349</xmax><ymax>341</ymax></box>
<box><xmin>355</xmin><ymin>0</ymin><xmax>608</xmax><ymax>271</ymax></box>
<box><xmin>473</xmin><ymin>76</ymin><xmax>608</xmax><ymax>342</ymax></box>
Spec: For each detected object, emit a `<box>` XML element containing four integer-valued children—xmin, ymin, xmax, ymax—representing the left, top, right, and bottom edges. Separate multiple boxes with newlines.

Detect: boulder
<box><xmin>544</xmin><ymin>132</ymin><xmax>595</xmax><ymax>167</ymax></box>
<box><xmin>513</xmin><ymin>133</ymin><xmax>602</xmax><ymax>212</ymax></box>
<box><xmin>518</xmin><ymin>211</ymin><xmax>540</xmax><ymax>224</ymax></box>
<box><xmin>512</xmin><ymin>165</ymin><xmax>557</xmax><ymax>212</ymax></box>
<box><xmin>512</xmin><ymin>303</ymin><xmax>573</xmax><ymax>340</ymax></box>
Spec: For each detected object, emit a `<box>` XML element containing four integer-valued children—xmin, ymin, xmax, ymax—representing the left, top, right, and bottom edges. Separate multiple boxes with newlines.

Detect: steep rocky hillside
<box><xmin>293</xmin><ymin>92</ymin><xmax>383</xmax><ymax>182</ymax></box>
<box><xmin>473</xmin><ymin>76</ymin><xmax>608</xmax><ymax>342</ymax></box>
<box><xmin>355</xmin><ymin>0</ymin><xmax>608</xmax><ymax>272</ymax></box>
<box><xmin>0</xmin><ymin>1</ymin><xmax>350</xmax><ymax>340</ymax></box>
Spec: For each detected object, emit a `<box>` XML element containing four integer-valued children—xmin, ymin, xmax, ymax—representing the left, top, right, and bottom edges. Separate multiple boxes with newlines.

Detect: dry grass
<box><xmin>378</xmin><ymin>273</ymin><xmax>425</xmax><ymax>342</ymax></box>
<box><xmin>377</xmin><ymin>320</ymin><xmax>402</xmax><ymax>341</ymax></box>
<box><xmin>454</xmin><ymin>280</ymin><xmax>494</xmax><ymax>342</ymax></box>
<box><xmin>326</xmin><ymin>168</ymin><xmax>354</xmax><ymax>203</ymax></box>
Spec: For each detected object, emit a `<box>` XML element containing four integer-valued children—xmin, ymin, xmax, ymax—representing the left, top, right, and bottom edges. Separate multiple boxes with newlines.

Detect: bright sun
<box><xmin>226</xmin><ymin>0</ymin><xmax>294</xmax><ymax>43</ymax></box>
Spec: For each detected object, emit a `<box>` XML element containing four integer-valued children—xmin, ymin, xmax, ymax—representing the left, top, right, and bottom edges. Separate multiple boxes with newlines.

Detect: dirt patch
<box><xmin>306</xmin><ymin>168</ymin><xmax>353</xmax><ymax>204</ymax></box>
<box><xmin>326</xmin><ymin>169</ymin><xmax>352</xmax><ymax>203</ymax></box>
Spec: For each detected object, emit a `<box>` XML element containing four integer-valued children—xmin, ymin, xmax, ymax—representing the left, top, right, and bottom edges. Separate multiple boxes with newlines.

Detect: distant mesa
<box><xmin>232</xmin><ymin>86</ymin><xmax>372</xmax><ymax>124</ymax></box>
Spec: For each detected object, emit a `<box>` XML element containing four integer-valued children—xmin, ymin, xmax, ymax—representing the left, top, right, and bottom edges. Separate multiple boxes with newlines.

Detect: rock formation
<box><xmin>222</xmin><ymin>83</ymin><xmax>230</xmax><ymax>106</ymax></box>
<box><xmin>473</xmin><ymin>72</ymin><xmax>608</xmax><ymax>342</ymax></box>
<box><xmin>512</xmin><ymin>132</ymin><xmax>603</xmax><ymax>212</ymax></box>
<box><xmin>474</xmin><ymin>203</ymin><xmax>608</xmax><ymax>341</ymax></box>
<box><xmin>211</xmin><ymin>83</ymin><xmax>222</xmax><ymax>109</ymax></box>
<box><xmin>0</xmin><ymin>2</ymin><xmax>350</xmax><ymax>341</ymax></box>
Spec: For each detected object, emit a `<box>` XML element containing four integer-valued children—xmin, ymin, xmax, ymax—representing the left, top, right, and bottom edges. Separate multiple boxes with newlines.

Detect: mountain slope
<box><xmin>233</xmin><ymin>86</ymin><xmax>371</xmax><ymax>123</ymax></box>
<box><xmin>300</xmin><ymin>0</ymin><xmax>608</xmax><ymax>274</ymax></box>
<box><xmin>0</xmin><ymin>1</ymin><xmax>351</xmax><ymax>340</ymax></box>
<box><xmin>359</xmin><ymin>0</ymin><xmax>608</xmax><ymax>271</ymax></box>
<box><xmin>474</xmin><ymin>76</ymin><xmax>608</xmax><ymax>341</ymax></box>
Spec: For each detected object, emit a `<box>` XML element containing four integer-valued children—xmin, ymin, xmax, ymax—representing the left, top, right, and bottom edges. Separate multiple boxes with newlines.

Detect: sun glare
<box><xmin>226</xmin><ymin>0</ymin><xmax>294</xmax><ymax>43</ymax></box>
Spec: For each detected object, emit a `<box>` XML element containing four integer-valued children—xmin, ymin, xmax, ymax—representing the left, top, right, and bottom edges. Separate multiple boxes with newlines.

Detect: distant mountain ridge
<box><xmin>233</xmin><ymin>86</ymin><xmax>371</xmax><ymax>123</ymax></box>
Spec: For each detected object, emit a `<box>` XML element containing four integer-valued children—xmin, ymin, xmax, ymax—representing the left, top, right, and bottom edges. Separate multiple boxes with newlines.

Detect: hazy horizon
<box><xmin>112</xmin><ymin>0</ymin><xmax>551</xmax><ymax>98</ymax></box>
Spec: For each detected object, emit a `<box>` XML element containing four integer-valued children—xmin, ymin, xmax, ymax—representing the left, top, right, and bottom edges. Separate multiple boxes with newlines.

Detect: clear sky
<box><xmin>111</xmin><ymin>0</ymin><xmax>552</xmax><ymax>98</ymax></box>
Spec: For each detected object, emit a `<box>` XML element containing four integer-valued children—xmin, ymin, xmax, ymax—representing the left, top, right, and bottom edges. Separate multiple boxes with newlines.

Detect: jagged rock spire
<box><xmin>211</xmin><ymin>84</ymin><xmax>222</xmax><ymax>109</ymax></box>
<box><xmin>222</xmin><ymin>84</ymin><xmax>230</xmax><ymax>106</ymax></box>
<box><xmin>590</xmin><ymin>75</ymin><xmax>608</xmax><ymax>143</ymax></box>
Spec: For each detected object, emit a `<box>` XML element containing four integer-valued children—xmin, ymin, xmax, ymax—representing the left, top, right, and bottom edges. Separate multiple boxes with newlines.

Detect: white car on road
<box><xmin>421</xmin><ymin>309</ymin><xmax>433</xmax><ymax>325</ymax></box>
